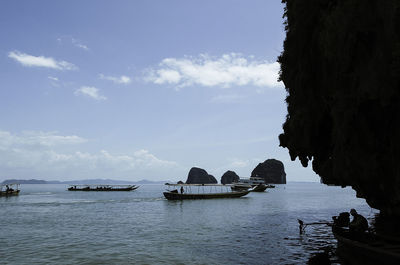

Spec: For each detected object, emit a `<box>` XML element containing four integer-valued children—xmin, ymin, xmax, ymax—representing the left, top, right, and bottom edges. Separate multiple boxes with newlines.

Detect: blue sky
<box><xmin>0</xmin><ymin>0</ymin><xmax>319</xmax><ymax>182</ymax></box>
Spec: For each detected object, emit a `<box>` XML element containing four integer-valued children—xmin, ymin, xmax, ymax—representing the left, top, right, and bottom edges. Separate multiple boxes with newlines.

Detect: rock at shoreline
<box><xmin>186</xmin><ymin>167</ymin><xmax>217</xmax><ymax>184</ymax></box>
<box><xmin>221</xmin><ymin>170</ymin><xmax>240</xmax><ymax>184</ymax></box>
<box><xmin>251</xmin><ymin>159</ymin><xmax>286</xmax><ymax>184</ymax></box>
<box><xmin>278</xmin><ymin>0</ymin><xmax>400</xmax><ymax>216</ymax></box>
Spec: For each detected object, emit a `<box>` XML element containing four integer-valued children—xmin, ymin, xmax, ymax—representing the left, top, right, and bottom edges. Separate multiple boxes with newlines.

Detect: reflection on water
<box><xmin>0</xmin><ymin>182</ymin><xmax>376</xmax><ymax>264</ymax></box>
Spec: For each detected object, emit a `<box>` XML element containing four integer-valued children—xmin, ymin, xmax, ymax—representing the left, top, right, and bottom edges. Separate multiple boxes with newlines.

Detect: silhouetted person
<box><xmin>180</xmin><ymin>186</ymin><xmax>184</xmax><ymax>194</ymax></box>
<box><xmin>349</xmin><ymin>209</ymin><xmax>368</xmax><ymax>233</ymax></box>
<box><xmin>333</xmin><ymin>212</ymin><xmax>350</xmax><ymax>227</ymax></box>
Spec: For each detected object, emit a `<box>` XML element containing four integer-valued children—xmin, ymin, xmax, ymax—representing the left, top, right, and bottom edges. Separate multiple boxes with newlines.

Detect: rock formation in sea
<box><xmin>220</xmin><ymin>170</ymin><xmax>240</xmax><ymax>184</ymax></box>
<box><xmin>185</xmin><ymin>167</ymin><xmax>218</xmax><ymax>184</ymax></box>
<box><xmin>278</xmin><ymin>0</ymin><xmax>400</xmax><ymax>216</ymax></box>
<box><xmin>251</xmin><ymin>159</ymin><xmax>286</xmax><ymax>184</ymax></box>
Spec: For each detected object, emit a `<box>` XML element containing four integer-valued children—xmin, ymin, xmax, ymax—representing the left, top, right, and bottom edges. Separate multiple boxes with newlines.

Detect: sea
<box><xmin>0</xmin><ymin>182</ymin><xmax>376</xmax><ymax>264</ymax></box>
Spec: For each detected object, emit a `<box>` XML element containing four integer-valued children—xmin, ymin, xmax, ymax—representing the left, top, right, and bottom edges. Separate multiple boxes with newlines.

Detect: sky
<box><xmin>0</xmin><ymin>0</ymin><xmax>320</xmax><ymax>182</ymax></box>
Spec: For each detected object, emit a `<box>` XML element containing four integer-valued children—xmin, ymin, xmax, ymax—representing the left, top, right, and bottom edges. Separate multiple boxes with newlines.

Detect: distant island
<box><xmin>1</xmin><ymin>178</ymin><xmax>170</xmax><ymax>185</ymax></box>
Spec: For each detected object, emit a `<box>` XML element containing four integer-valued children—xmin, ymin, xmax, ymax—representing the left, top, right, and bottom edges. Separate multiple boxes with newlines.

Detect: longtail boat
<box><xmin>230</xmin><ymin>183</ymin><xmax>252</xmax><ymax>191</ymax></box>
<box><xmin>163</xmin><ymin>184</ymin><xmax>250</xmax><ymax>200</ymax></box>
<box><xmin>251</xmin><ymin>184</ymin><xmax>268</xmax><ymax>192</ymax></box>
<box><xmin>68</xmin><ymin>184</ymin><xmax>138</xmax><ymax>191</ymax></box>
<box><xmin>0</xmin><ymin>183</ymin><xmax>20</xmax><ymax>197</ymax></box>
<box><xmin>332</xmin><ymin>226</ymin><xmax>400</xmax><ymax>265</ymax></box>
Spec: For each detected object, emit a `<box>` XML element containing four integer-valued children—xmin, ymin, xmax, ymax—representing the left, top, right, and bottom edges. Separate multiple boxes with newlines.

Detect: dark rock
<box><xmin>220</xmin><ymin>170</ymin><xmax>240</xmax><ymax>184</ymax></box>
<box><xmin>177</xmin><ymin>180</ymin><xmax>184</xmax><ymax>184</ymax></box>
<box><xmin>251</xmin><ymin>159</ymin><xmax>286</xmax><ymax>184</ymax></box>
<box><xmin>185</xmin><ymin>167</ymin><xmax>217</xmax><ymax>184</ymax></box>
<box><xmin>278</xmin><ymin>0</ymin><xmax>400</xmax><ymax>216</ymax></box>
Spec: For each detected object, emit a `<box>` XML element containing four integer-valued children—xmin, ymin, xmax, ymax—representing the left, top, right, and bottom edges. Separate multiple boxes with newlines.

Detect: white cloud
<box><xmin>0</xmin><ymin>130</ymin><xmax>87</xmax><ymax>149</ymax></box>
<box><xmin>48</xmin><ymin>76</ymin><xmax>59</xmax><ymax>81</ymax></box>
<box><xmin>229</xmin><ymin>159</ymin><xmax>250</xmax><ymax>168</ymax></box>
<box><xmin>74</xmin><ymin>86</ymin><xmax>107</xmax><ymax>101</ymax></box>
<box><xmin>145</xmin><ymin>53</ymin><xmax>282</xmax><ymax>89</ymax></box>
<box><xmin>0</xmin><ymin>130</ymin><xmax>179</xmax><ymax>180</ymax></box>
<box><xmin>99</xmin><ymin>74</ymin><xmax>131</xmax><ymax>84</ymax></box>
<box><xmin>71</xmin><ymin>38</ymin><xmax>89</xmax><ymax>51</ymax></box>
<box><xmin>8</xmin><ymin>51</ymin><xmax>78</xmax><ymax>70</ymax></box>
<box><xmin>57</xmin><ymin>36</ymin><xmax>89</xmax><ymax>51</ymax></box>
<box><xmin>210</xmin><ymin>94</ymin><xmax>244</xmax><ymax>104</ymax></box>
<box><xmin>75</xmin><ymin>44</ymin><xmax>89</xmax><ymax>50</ymax></box>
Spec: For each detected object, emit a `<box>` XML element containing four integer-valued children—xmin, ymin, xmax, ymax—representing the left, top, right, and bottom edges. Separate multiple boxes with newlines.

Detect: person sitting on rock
<box><xmin>349</xmin><ymin>209</ymin><xmax>368</xmax><ymax>233</ymax></box>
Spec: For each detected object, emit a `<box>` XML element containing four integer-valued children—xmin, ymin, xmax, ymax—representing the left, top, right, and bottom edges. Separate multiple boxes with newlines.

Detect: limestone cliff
<box><xmin>251</xmin><ymin>159</ymin><xmax>286</xmax><ymax>184</ymax></box>
<box><xmin>185</xmin><ymin>167</ymin><xmax>217</xmax><ymax>184</ymax></box>
<box><xmin>220</xmin><ymin>170</ymin><xmax>240</xmax><ymax>184</ymax></box>
<box><xmin>278</xmin><ymin>0</ymin><xmax>400</xmax><ymax>216</ymax></box>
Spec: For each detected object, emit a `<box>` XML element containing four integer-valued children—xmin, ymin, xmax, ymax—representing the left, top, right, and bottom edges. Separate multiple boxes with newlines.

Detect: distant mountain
<box><xmin>57</xmin><ymin>179</ymin><xmax>138</xmax><ymax>185</ymax></box>
<box><xmin>133</xmin><ymin>179</ymin><xmax>169</xmax><ymax>185</ymax></box>
<box><xmin>2</xmin><ymin>179</ymin><xmax>48</xmax><ymax>184</ymax></box>
<box><xmin>1</xmin><ymin>178</ymin><xmax>170</xmax><ymax>185</ymax></box>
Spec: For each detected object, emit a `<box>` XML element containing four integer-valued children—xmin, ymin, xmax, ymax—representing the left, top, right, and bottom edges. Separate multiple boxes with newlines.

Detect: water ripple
<box><xmin>0</xmin><ymin>183</ymin><xmax>377</xmax><ymax>264</ymax></box>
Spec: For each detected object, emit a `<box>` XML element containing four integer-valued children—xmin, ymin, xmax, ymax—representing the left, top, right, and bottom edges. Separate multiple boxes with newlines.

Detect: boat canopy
<box><xmin>165</xmin><ymin>183</ymin><xmax>233</xmax><ymax>186</ymax></box>
<box><xmin>68</xmin><ymin>184</ymin><xmax>136</xmax><ymax>187</ymax></box>
<box><xmin>0</xmin><ymin>183</ymin><xmax>20</xmax><ymax>189</ymax></box>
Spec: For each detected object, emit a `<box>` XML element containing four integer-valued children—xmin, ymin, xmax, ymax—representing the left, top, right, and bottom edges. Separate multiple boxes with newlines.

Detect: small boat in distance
<box><xmin>251</xmin><ymin>184</ymin><xmax>268</xmax><ymax>192</ymax></box>
<box><xmin>164</xmin><ymin>184</ymin><xmax>250</xmax><ymax>200</ymax></box>
<box><xmin>234</xmin><ymin>176</ymin><xmax>266</xmax><ymax>187</ymax></box>
<box><xmin>230</xmin><ymin>183</ymin><xmax>252</xmax><ymax>191</ymax></box>
<box><xmin>231</xmin><ymin>176</ymin><xmax>266</xmax><ymax>191</ymax></box>
<box><xmin>68</xmin><ymin>184</ymin><xmax>138</xmax><ymax>191</ymax></box>
<box><xmin>0</xmin><ymin>183</ymin><xmax>20</xmax><ymax>197</ymax></box>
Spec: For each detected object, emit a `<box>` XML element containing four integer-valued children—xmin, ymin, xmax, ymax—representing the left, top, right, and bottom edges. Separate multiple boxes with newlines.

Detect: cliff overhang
<box><xmin>278</xmin><ymin>0</ymin><xmax>400</xmax><ymax>216</ymax></box>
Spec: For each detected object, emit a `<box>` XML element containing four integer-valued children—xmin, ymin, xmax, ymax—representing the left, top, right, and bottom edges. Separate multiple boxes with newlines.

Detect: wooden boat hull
<box><xmin>251</xmin><ymin>184</ymin><xmax>268</xmax><ymax>192</ymax></box>
<box><xmin>163</xmin><ymin>190</ymin><xmax>250</xmax><ymax>200</ymax></box>
<box><xmin>333</xmin><ymin>227</ymin><xmax>400</xmax><ymax>265</ymax></box>
<box><xmin>230</xmin><ymin>184</ymin><xmax>252</xmax><ymax>191</ymax></box>
<box><xmin>68</xmin><ymin>186</ymin><xmax>138</xmax><ymax>191</ymax></box>
<box><xmin>0</xmin><ymin>190</ymin><xmax>20</xmax><ymax>197</ymax></box>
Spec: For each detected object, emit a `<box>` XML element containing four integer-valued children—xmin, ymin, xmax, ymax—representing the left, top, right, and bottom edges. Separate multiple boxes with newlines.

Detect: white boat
<box><xmin>234</xmin><ymin>177</ymin><xmax>265</xmax><ymax>187</ymax></box>
<box><xmin>230</xmin><ymin>183</ymin><xmax>252</xmax><ymax>191</ymax></box>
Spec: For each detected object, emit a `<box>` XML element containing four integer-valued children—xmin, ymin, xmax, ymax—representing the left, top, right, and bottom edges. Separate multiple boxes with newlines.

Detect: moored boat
<box><xmin>234</xmin><ymin>177</ymin><xmax>265</xmax><ymax>187</ymax></box>
<box><xmin>0</xmin><ymin>184</ymin><xmax>20</xmax><ymax>197</ymax></box>
<box><xmin>230</xmin><ymin>183</ymin><xmax>252</xmax><ymax>191</ymax></box>
<box><xmin>332</xmin><ymin>226</ymin><xmax>400</xmax><ymax>265</ymax></box>
<box><xmin>251</xmin><ymin>184</ymin><xmax>268</xmax><ymax>192</ymax></box>
<box><xmin>164</xmin><ymin>184</ymin><xmax>250</xmax><ymax>200</ymax></box>
<box><xmin>68</xmin><ymin>184</ymin><xmax>138</xmax><ymax>191</ymax></box>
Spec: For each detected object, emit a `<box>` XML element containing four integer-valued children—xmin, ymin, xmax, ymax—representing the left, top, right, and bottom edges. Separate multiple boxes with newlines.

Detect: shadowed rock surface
<box><xmin>251</xmin><ymin>159</ymin><xmax>287</xmax><ymax>184</ymax></box>
<box><xmin>185</xmin><ymin>167</ymin><xmax>217</xmax><ymax>184</ymax></box>
<box><xmin>221</xmin><ymin>170</ymin><xmax>240</xmax><ymax>184</ymax></box>
<box><xmin>278</xmin><ymin>0</ymin><xmax>400</xmax><ymax>216</ymax></box>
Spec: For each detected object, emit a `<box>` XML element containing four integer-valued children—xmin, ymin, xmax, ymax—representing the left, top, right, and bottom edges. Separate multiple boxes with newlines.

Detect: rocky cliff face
<box><xmin>251</xmin><ymin>159</ymin><xmax>286</xmax><ymax>184</ymax></box>
<box><xmin>279</xmin><ymin>0</ymin><xmax>400</xmax><ymax>216</ymax></box>
<box><xmin>185</xmin><ymin>167</ymin><xmax>217</xmax><ymax>184</ymax></box>
<box><xmin>220</xmin><ymin>170</ymin><xmax>240</xmax><ymax>184</ymax></box>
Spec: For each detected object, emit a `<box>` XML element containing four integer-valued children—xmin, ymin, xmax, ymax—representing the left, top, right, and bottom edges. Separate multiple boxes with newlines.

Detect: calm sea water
<box><xmin>0</xmin><ymin>182</ymin><xmax>376</xmax><ymax>264</ymax></box>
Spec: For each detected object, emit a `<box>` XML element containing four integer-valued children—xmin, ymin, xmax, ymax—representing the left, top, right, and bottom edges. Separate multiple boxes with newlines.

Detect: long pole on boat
<box><xmin>298</xmin><ymin>219</ymin><xmax>332</xmax><ymax>234</ymax></box>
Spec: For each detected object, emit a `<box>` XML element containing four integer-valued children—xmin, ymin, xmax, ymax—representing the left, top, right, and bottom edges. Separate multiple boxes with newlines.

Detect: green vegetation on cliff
<box><xmin>278</xmin><ymin>0</ymin><xmax>400</xmax><ymax>216</ymax></box>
